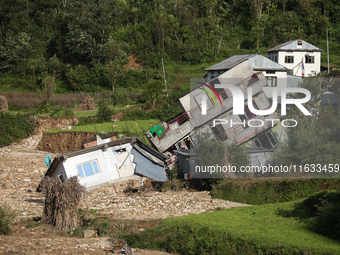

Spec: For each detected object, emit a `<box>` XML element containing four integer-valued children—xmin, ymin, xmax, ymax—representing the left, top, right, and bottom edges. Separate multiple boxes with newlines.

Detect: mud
<box><xmin>37</xmin><ymin>132</ymin><xmax>96</xmax><ymax>154</ymax></box>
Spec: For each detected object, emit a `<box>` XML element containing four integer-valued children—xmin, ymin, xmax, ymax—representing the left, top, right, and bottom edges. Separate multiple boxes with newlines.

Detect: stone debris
<box><xmin>0</xmin><ymin>235</ymin><xmax>170</xmax><ymax>254</ymax></box>
<box><xmin>80</xmin><ymin>189</ymin><xmax>249</xmax><ymax>220</ymax></box>
<box><xmin>0</xmin><ymin>133</ymin><xmax>250</xmax><ymax>255</ymax></box>
<box><xmin>84</xmin><ymin>230</ymin><xmax>97</xmax><ymax>238</ymax></box>
<box><xmin>0</xmin><ymin>134</ymin><xmax>250</xmax><ymax>221</ymax></box>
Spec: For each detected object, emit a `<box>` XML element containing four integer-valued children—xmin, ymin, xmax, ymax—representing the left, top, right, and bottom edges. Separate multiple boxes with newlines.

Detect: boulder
<box><xmin>84</xmin><ymin>229</ymin><xmax>96</xmax><ymax>238</ymax></box>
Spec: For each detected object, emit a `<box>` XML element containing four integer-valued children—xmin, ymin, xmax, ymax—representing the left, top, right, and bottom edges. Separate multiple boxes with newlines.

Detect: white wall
<box><xmin>278</xmin><ymin>51</ymin><xmax>321</xmax><ymax>77</ymax></box>
<box><xmin>62</xmin><ymin>150</ymin><xmax>113</xmax><ymax>188</ymax></box>
<box><xmin>61</xmin><ymin>143</ymin><xmax>135</xmax><ymax>189</ymax></box>
<box><xmin>262</xmin><ymin>71</ymin><xmax>288</xmax><ymax>98</ymax></box>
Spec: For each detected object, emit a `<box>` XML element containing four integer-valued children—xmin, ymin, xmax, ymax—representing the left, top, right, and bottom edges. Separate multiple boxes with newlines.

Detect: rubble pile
<box><xmin>0</xmin><ymin>235</ymin><xmax>170</xmax><ymax>255</ymax></box>
<box><xmin>81</xmin><ymin>190</ymin><xmax>249</xmax><ymax>220</ymax></box>
<box><xmin>0</xmin><ymin>134</ymin><xmax>249</xmax><ymax>222</ymax></box>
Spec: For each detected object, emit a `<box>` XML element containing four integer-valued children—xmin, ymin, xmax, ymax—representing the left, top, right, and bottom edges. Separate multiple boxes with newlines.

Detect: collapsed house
<box><xmin>203</xmin><ymin>54</ymin><xmax>290</xmax><ymax>99</ymax></box>
<box><xmin>145</xmin><ymin>60</ymin><xmax>288</xmax><ymax>169</ymax></box>
<box><xmin>39</xmin><ymin>137</ymin><xmax>167</xmax><ymax>190</ymax></box>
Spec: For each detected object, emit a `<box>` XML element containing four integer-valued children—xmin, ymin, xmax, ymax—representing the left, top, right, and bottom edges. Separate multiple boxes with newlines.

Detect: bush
<box><xmin>96</xmin><ymin>99</ymin><xmax>113</xmax><ymax>123</ymax></box>
<box><xmin>0</xmin><ymin>112</ymin><xmax>34</xmax><ymax>148</ymax></box>
<box><xmin>0</xmin><ymin>206</ymin><xmax>18</xmax><ymax>235</ymax></box>
<box><xmin>310</xmin><ymin>191</ymin><xmax>340</xmax><ymax>240</ymax></box>
<box><xmin>77</xmin><ymin>116</ymin><xmax>95</xmax><ymax>126</ymax></box>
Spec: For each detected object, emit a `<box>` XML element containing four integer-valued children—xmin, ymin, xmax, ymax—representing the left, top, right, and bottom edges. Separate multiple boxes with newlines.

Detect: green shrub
<box><xmin>97</xmin><ymin>220</ymin><xmax>110</xmax><ymax>236</ymax></box>
<box><xmin>96</xmin><ymin>100</ymin><xmax>113</xmax><ymax>123</ymax></box>
<box><xmin>77</xmin><ymin>116</ymin><xmax>95</xmax><ymax>126</ymax></box>
<box><xmin>211</xmin><ymin>179</ymin><xmax>340</xmax><ymax>205</ymax></box>
<box><xmin>0</xmin><ymin>112</ymin><xmax>34</xmax><ymax>148</ymax></box>
<box><xmin>315</xmin><ymin>198</ymin><xmax>340</xmax><ymax>240</ymax></box>
<box><xmin>0</xmin><ymin>206</ymin><xmax>18</xmax><ymax>235</ymax></box>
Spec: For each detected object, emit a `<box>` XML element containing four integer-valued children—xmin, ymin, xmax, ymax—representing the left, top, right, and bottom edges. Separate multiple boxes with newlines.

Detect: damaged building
<box><xmin>146</xmin><ymin>60</ymin><xmax>288</xmax><ymax>168</ymax></box>
<box><xmin>39</xmin><ymin>137</ymin><xmax>167</xmax><ymax>190</ymax></box>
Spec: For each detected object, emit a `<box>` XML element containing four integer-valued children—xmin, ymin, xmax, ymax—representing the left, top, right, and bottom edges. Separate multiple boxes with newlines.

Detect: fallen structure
<box><xmin>39</xmin><ymin>137</ymin><xmax>167</xmax><ymax>190</ymax></box>
<box><xmin>146</xmin><ymin>61</ymin><xmax>287</xmax><ymax>156</ymax></box>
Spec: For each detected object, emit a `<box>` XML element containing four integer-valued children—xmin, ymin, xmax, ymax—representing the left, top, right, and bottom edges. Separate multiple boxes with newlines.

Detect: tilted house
<box><xmin>39</xmin><ymin>137</ymin><xmax>167</xmax><ymax>190</ymax></box>
<box><xmin>203</xmin><ymin>54</ymin><xmax>289</xmax><ymax>99</ymax></box>
<box><xmin>265</xmin><ymin>39</ymin><xmax>323</xmax><ymax>77</ymax></box>
<box><xmin>146</xmin><ymin>61</ymin><xmax>287</xmax><ymax>155</ymax></box>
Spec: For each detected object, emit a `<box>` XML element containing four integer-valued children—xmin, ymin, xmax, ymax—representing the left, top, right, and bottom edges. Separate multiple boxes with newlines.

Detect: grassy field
<box><xmin>121</xmin><ymin>200</ymin><xmax>340</xmax><ymax>254</ymax></box>
<box><xmin>44</xmin><ymin>119</ymin><xmax>161</xmax><ymax>143</ymax></box>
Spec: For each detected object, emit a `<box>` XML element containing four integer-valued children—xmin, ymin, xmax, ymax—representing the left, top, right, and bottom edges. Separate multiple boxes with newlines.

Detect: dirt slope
<box><xmin>37</xmin><ymin>132</ymin><xmax>96</xmax><ymax>154</ymax></box>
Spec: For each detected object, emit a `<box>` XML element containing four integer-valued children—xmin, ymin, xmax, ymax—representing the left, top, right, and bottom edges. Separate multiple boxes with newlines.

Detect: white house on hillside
<box><xmin>203</xmin><ymin>54</ymin><xmax>289</xmax><ymax>98</ymax></box>
<box><xmin>265</xmin><ymin>39</ymin><xmax>323</xmax><ymax>77</ymax></box>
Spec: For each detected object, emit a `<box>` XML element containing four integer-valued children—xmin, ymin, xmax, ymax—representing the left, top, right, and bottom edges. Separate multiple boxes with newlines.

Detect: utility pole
<box><xmin>161</xmin><ymin>58</ymin><xmax>168</xmax><ymax>97</ymax></box>
<box><xmin>327</xmin><ymin>28</ymin><xmax>330</xmax><ymax>74</ymax></box>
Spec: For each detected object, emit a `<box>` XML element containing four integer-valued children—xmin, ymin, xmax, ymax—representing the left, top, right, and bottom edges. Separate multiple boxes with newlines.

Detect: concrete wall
<box><xmin>60</xmin><ymin>143</ymin><xmax>135</xmax><ymax>189</ymax></box>
<box><xmin>278</xmin><ymin>51</ymin><xmax>321</xmax><ymax>77</ymax></box>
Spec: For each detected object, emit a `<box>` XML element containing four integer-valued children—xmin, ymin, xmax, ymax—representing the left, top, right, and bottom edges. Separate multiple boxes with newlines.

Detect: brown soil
<box><xmin>37</xmin><ymin>132</ymin><xmax>97</xmax><ymax>154</ymax></box>
<box><xmin>125</xmin><ymin>54</ymin><xmax>142</xmax><ymax>70</ymax></box>
<box><xmin>34</xmin><ymin>117</ymin><xmax>77</xmax><ymax>135</ymax></box>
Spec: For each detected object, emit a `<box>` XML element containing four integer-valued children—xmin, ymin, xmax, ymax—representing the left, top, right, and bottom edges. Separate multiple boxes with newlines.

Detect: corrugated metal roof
<box><xmin>248</xmin><ymin>55</ymin><xmax>288</xmax><ymax>71</ymax></box>
<box><xmin>204</xmin><ymin>54</ymin><xmax>288</xmax><ymax>71</ymax></box>
<box><xmin>265</xmin><ymin>39</ymin><xmax>323</xmax><ymax>52</ymax></box>
<box><xmin>204</xmin><ymin>54</ymin><xmax>257</xmax><ymax>71</ymax></box>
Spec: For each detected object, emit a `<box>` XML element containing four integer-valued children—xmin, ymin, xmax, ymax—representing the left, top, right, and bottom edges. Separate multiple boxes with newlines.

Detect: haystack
<box><xmin>76</xmin><ymin>96</ymin><xmax>96</xmax><ymax>111</ymax></box>
<box><xmin>39</xmin><ymin>176</ymin><xmax>85</xmax><ymax>231</ymax></box>
<box><xmin>0</xmin><ymin>96</ymin><xmax>8</xmax><ymax>112</ymax></box>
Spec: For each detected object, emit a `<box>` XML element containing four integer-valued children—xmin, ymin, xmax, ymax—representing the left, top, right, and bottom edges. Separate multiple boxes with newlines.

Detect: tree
<box><xmin>45</xmin><ymin>54</ymin><xmax>61</xmax><ymax>98</ymax></box>
<box><xmin>0</xmin><ymin>32</ymin><xmax>31</xmax><ymax>72</ymax></box>
<box><xmin>104</xmin><ymin>38</ymin><xmax>129</xmax><ymax>92</ymax></box>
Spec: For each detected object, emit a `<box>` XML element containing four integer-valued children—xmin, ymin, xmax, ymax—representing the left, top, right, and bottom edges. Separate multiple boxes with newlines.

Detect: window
<box><xmin>274</xmin><ymin>56</ymin><xmax>277</xmax><ymax>63</ymax></box>
<box><xmin>58</xmin><ymin>174</ymin><xmax>64</xmax><ymax>182</ymax></box>
<box><xmin>113</xmin><ymin>148</ymin><xmax>126</xmax><ymax>154</ymax></box>
<box><xmin>253</xmin><ymin>138</ymin><xmax>262</xmax><ymax>147</ymax></box>
<box><xmin>297</xmin><ymin>40</ymin><xmax>303</xmax><ymax>46</ymax></box>
<box><xmin>266</xmin><ymin>77</ymin><xmax>277</xmax><ymax>87</ymax></box>
<box><xmin>266</xmin><ymin>131</ymin><xmax>278</xmax><ymax>147</ymax></box>
<box><xmin>211</xmin><ymin>124</ymin><xmax>228</xmax><ymax>141</ymax></box>
<box><xmin>76</xmin><ymin>160</ymin><xmax>100</xmax><ymax>178</ymax></box>
<box><xmin>253</xmin><ymin>131</ymin><xmax>278</xmax><ymax>148</ymax></box>
<box><xmin>266</xmin><ymin>71</ymin><xmax>275</xmax><ymax>74</ymax></box>
<box><xmin>305</xmin><ymin>55</ymin><xmax>314</xmax><ymax>64</ymax></box>
<box><xmin>285</xmin><ymin>56</ymin><xmax>294</xmax><ymax>63</ymax></box>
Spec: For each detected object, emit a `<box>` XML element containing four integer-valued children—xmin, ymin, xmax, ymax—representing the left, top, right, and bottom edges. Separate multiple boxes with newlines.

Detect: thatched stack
<box><xmin>76</xmin><ymin>96</ymin><xmax>96</xmax><ymax>111</ymax></box>
<box><xmin>0</xmin><ymin>96</ymin><xmax>8</xmax><ymax>112</ymax></box>
<box><xmin>39</xmin><ymin>176</ymin><xmax>85</xmax><ymax>231</ymax></box>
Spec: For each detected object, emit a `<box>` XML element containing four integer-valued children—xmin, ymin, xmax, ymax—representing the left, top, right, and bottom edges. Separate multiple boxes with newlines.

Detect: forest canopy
<box><xmin>0</xmin><ymin>0</ymin><xmax>339</xmax><ymax>93</ymax></box>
